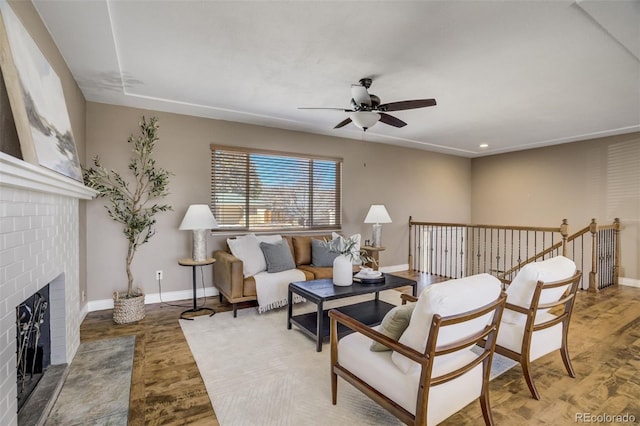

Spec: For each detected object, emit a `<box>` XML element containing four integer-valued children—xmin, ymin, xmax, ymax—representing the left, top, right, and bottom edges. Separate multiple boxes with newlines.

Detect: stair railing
<box><xmin>589</xmin><ymin>218</ymin><xmax>620</xmax><ymax>292</ymax></box>
<box><xmin>408</xmin><ymin>217</ymin><xmax>620</xmax><ymax>291</ymax></box>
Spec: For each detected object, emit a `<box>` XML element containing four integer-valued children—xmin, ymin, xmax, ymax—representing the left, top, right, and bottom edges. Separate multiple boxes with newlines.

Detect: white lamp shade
<box><xmin>364</xmin><ymin>205</ymin><xmax>392</xmax><ymax>224</ymax></box>
<box><xmin>179</xmin><ymin>205</ymin><xmax>218</xmax><ymax>230</ymax></box>
<box><xmin>350</xmin><ymin>111</ymin><xmax>380</xmax><ymax>130</ymax></box>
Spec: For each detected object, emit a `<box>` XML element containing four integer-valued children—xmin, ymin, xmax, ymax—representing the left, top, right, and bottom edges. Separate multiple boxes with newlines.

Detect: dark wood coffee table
<box><xmin>287</xmin><ymin>274</ymin><xmax>417</xmax><ymax>351</ymax></box>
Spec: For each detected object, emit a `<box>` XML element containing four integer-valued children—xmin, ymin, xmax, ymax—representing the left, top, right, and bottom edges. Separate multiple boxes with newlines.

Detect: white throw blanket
<box><xmin>253</xmin><ymin>269</ymin><xmax>307</xmax><ymax>313</ymax></box>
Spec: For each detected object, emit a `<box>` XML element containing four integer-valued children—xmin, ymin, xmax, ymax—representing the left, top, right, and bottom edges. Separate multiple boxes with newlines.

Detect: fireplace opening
<box><xmin>16</xmin><ymin>285</ymin><xmax>51</xmax><ymax>411</ymax></box>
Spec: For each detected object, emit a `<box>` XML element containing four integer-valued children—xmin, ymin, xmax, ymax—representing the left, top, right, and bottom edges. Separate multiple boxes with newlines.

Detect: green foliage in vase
<box><xmin>323</xmin><ymin>235</ymin><xmax>376</xmax><ymax>265</ymax></box>
<box><xmin>83</xmin><ymin>116</ymin><xmax>172</xmax><ymax>297</ymax></box>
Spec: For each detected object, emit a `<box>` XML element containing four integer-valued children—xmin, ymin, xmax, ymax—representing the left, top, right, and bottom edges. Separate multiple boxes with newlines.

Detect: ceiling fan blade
<box><xmin>378</xmin><ymin>113</ymin><xmax>407</xmax><ymax>128</ymax></box>
<box><xmin>334</xmin><ymin>117</ymin><xmax>352</xmax><ymax>129</ymax></box>
<box><xmin>298</xmin><ymin>107</ymin><xmax>353</xmax><ymax>111</ymax></box>
<box><xmin>351</xmin><ymin>84</ymin><xmax>371</xmax><ymax>107</ymax></box>
<box><xmin>377</xmin><ymin>99</ymin><xmax>437</xmax><ymax>112</ymax></box>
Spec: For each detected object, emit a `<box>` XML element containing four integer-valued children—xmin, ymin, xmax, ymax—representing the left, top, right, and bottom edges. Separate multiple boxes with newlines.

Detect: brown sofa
<box><xmin>214</xmin><ymin>234</ymin><xmax>345</xmax><ymax>317</ymax></box>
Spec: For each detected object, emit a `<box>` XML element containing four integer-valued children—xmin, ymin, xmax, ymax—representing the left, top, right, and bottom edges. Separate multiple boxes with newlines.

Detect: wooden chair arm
<box><xmin>328</xmin><ymin>309</ymin><xmax>426</xmax><ymax>365</ymax></box>
<box><xmin>400</xmin><ymin>293</ymin><xmax>418</xmax><ymax>304</ymax></box>
<box><xmin>505</xmin><ymin>301</ymin><xmax>529</xmax><ymax>315</ymax></box>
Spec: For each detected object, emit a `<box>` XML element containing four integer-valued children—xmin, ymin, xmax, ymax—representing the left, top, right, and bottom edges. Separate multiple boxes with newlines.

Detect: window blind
<box><xmin>211</xmin><ymin>145</ymin><xmax>342</xmax><ymax>231</ymax></box>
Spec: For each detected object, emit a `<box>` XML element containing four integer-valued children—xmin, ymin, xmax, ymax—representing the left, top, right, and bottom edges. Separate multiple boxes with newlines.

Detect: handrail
<box><xmin>499</xmin><ymin>222</ymin><xmax>591</xmax><ymax>279</ymax></box>
<box><xmin>409</xmin><ymin>219</ymin><xmax>562</xmax><ymax>233</ymax></box>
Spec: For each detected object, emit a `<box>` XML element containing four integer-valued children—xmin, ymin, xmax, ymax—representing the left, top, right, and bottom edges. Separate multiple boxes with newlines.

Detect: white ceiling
<box><xmin>32</xmin><ymin>0</ymin><xmax>640</xmax><ymax>157</ymax></box>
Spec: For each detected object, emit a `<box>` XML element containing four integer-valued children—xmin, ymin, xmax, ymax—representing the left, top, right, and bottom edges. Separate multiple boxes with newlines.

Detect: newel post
<box><xmin>560</xmin><ymin>219</ymin><xmax>569</xmax><ymax>257</ymax></box>
<box><xmin>588</xmin><ymin>218</ymin><xmax>598</xmax><ymax>293</ymax></box>
<box><xmin>614</xmin><ymin>218</ymin><xmax>620</xmax><ymax>286</ymax></box>
<box><xmin>408</xmin><ymin>216</ymin><xmax>414</xmax><ymax>271</ymax></box>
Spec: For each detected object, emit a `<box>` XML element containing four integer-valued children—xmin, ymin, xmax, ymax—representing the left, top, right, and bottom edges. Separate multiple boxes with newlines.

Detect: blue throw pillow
<box><xmin>311</xmin><ymin>238</ymin><xmax>339</xmax><ymax>267</ymax></box>
<box><xmin>259</xmin><ymin>239</ymin><xmax>296</xmax><ymax>273</ymax></box>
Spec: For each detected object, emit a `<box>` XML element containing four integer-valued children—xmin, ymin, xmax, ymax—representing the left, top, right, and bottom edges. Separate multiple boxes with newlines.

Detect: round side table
<box><xmin>178</xmin><ymin>257</ymin><xmax>216</xmax><ymax>320</ymax></box>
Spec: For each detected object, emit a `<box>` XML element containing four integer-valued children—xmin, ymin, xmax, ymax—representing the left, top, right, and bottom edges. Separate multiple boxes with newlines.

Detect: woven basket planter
<box><xmin>113</xmin><ymin>291</ymin><xmax>145</xmax><ymax>324</ymax></box>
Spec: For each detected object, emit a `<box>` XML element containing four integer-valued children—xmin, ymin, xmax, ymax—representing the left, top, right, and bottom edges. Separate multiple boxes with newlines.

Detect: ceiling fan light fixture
<box><xmin>350</xmin><ymin>111</ymin><xmax>380</xmax><ymax>130</ymax></box>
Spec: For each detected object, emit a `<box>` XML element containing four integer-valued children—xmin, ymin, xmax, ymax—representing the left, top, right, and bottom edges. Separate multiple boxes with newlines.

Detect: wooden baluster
<box><xmin>502</xmin><ymin>228</ymin><xmax>506</xmax><ymax>274</ymax></box>
<box><xmin>445</xmin><ymin>226</ymin><xmax>449</xmax><ymax>277</ymax></box>
<box><xmin>613</xmin><ymin>217</ymin><xmax>620</xmax><ymax>286</ymax></box>
<box><xmin>561</xmin><ymin>219</ymin><xmax>568</xmax><ymax>257</ymax></box>
<box><xmin>588</xmin><ymin>218</ymin><xmax>598</xmax><ymax>293</ymax></box>
<box><xmin>408</xmin><ymin>216</ymin><xmax>413</xmax><ymax>271</ymax></box>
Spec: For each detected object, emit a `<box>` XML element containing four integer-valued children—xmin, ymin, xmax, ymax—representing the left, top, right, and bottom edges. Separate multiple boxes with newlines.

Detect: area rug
<box><xmin>180</xmin><ymin>291</ymin><xmax>516</xmax><ymax>426</ymax></box>
<box><xmin>45</xmin><ymin>336</ymin><xmax>134</xmax><ymax>425</ymax></box>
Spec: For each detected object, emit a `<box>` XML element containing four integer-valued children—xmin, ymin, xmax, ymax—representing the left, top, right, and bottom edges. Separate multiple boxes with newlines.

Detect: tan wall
<box><xmin>471</xmin><ymin>133</ymin><xmax>640</xmax><ymax>280</ymax></box>
<box><xmin>6</xmin><ymin>1</ymin><xmax>88</xmax><ymax>302</ymax></box>
<box><xmin>85</xmin><ymin>102</ymin><xmax>471</xmax><ymax>301</ymax></box>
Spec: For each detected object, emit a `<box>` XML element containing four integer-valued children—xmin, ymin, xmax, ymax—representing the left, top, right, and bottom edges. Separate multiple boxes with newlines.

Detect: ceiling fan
<box><xmin>299</xmin><ymin>78</ymin><xmax>436</xmax><ymax>131</ymax></box>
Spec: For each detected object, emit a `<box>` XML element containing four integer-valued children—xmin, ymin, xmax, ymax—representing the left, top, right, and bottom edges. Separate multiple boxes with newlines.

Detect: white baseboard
<box><xmin>379</xmin><ymin>264</ymin><xmax>409</xmax><ymax>273</ymax></box>
<box><xmin>79</xmin><ymin>302</ymin><xmax>89</xmax><ymax>322</ymax></box>
<box><xmin>619</xmin><ymin>277</ymin><xmax>640</xmax><ymax>288</ymax></box>
<box><xmin>87</xmin><ymin>287</ymin><xmax>219</xmax><ymax>312</ymax></box>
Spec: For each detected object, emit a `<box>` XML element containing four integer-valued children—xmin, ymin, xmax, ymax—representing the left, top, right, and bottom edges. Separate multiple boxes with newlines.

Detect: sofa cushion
<box><xmin>298</xmin><ymin>269</ymin><xmax>316</xmax><ymax>281</ymax></box>
<box><xmin>227</xmin><ymin>233</ymin><xmax>266</xmax><ymax>277</ymax></box>
<box><xmin>503</xmin><ymin>256</ymin><xmax>576</xmax><ymax>324</ymax></box>
<box><xmin>392</xmin><ymin>273</ymin><xmax>501</xmax><ymax>374</ymax></box>
<box><xmin>292</xmin><ymin>236</ymin><xmax>313</xmax><ymax>265</ymax></box>
<box><xmin>260</xmin><ymin>239</ymin><xmax>296</xmax><ymax>273</ymax></box>
<box><xmin>311</xmin><ymin>238</ymin><xmax>339</xmax><ymax>267</ymax></box>
<box><xmin>292</xmin><ymin>235</ymin><xmax>330</xmax><ymax>266</ymax></box>
<box><xmin>370</xmin><ymin>303</ymin><xmax>415</xmax><ymax>352</ymax></box>
<box><xmin>298</xmin><ymin>265</ymin><xmax>334</xmax><ymax>280</ymax></box>
<box><xmin>242</xmin><ymin>268</ymin><xmax>313</xmax><ymax>297</ymax></box>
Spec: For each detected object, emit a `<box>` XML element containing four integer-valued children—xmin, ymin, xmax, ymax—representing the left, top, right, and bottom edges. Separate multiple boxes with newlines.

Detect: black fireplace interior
<box><xmin>16</xmin><ymin>285</ymin><xmax>51</xmax><ymax>411</ymax></box>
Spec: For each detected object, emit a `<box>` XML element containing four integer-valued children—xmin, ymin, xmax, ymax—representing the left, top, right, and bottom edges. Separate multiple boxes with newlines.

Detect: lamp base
<box><xmin>192</xmin><ymin>229</ymin><xmax>207</xmax><ymax>261</ymax></box>
<box><xmin>371</xmin><ymin>223</ymin><xmax>382</xmax><ymax>247</ymax></box>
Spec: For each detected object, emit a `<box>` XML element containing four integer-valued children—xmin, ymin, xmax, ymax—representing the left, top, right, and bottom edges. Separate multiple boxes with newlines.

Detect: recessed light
<box><xmin>479</xmin><ymin>144</ymin><xmax>489</xmax><ymax>148</ymax></box>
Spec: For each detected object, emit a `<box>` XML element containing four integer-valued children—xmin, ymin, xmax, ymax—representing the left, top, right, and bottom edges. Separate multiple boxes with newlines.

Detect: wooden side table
<box><xmin>361</xmin><ymin>246</ymin><xmax>385</xmax><ymax>271</ymax></box>
<box><xmin>178</xmin><ymin>258</ymin><xmax>216</xmax><ymax>320</ymax></box>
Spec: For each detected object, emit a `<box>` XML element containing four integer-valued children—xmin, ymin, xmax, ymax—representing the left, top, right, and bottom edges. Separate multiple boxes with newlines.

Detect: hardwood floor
<box><xmin>79</xmin><ymin>274</ymin><xmax>640</xmax><ymax>425</ymax></box>
<box><xmin>80</xmin><ymin>299</ymin><xmax>222</xmax><ymax>425</ymax></box>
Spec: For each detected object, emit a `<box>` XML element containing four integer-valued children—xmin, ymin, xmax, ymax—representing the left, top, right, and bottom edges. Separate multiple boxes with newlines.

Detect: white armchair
<box><xmin>492</xmin><ymin>255</ymin><xmax>582</xmax><ymax>400</ymax></box>
<box><xmin>329</xmin><ymin>274</ymin><xmax>506</xmax><ymax>426</ymax></box>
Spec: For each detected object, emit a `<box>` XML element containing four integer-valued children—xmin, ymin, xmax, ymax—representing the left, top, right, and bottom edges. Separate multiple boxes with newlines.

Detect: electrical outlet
<box><xmin>156</xmin><ymin>270</ymin><xmax>163</xmax><ymax>280</ymax></box>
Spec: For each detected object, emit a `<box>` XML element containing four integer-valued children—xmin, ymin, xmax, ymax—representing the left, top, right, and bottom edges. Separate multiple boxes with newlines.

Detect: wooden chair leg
<box><xmin>331</xmin><ymin>369</ymin><xmax>338</xmax><ymax>405</ymax></box>
<box><xmin>330</xmin><ymin>316</ymin><xmax>338</xmax><ymax>405</ymax></box>
<box><xmin>560</xmin><ymin>344</ymin><xmax>576</xmax><ymax>378</ymax></box>
<box><xmin>521</xmin><ymin>357</ymin><xmax>540</xmax><ymax>400</ymax></box>
<box><xmin>479</xmin><ymin>388</ymin><xmax>494</xmax><ymax>426</ymax></box>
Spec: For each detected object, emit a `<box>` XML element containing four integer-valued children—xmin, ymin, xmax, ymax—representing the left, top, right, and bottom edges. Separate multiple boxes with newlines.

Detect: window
<box><xmin>211</xmin><ymin>145</ymin><xmax>342</xmax><ymax>231</ymax></box>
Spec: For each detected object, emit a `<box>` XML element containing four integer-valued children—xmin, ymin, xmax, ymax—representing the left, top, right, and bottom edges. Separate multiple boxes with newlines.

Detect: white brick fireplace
<box><xmin>0</xmin><ymin>153</ymin><xmax>95</xmax><ymax>426</ymax></box>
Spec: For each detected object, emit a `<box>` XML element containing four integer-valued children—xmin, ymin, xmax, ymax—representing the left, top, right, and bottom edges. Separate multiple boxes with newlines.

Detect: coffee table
<box><xmin>287</xmin><ymin>274</ymin><xmax>417</xmax><ymax>351</ymax></box>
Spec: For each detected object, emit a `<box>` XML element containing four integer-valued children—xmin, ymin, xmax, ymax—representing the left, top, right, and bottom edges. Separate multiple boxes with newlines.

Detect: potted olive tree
<box><xmin>83</xmin><ymin>116</ymin><xmax>171</xmax><ymax>324</ymax></box>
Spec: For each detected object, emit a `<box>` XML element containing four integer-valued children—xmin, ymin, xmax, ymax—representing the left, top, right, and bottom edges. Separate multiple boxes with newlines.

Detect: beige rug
<box><xmin>180</xmin><ymin>290</ymin><xmax>515</xmax><ymax>426</ymax></box>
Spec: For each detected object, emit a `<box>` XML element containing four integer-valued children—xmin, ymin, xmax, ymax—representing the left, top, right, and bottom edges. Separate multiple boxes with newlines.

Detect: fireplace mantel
<box><xmin>0</xmin><ymin>151</ymin><xmax>95</xmax><ymax>425</ymax></box>
<box><xmin>0</xmin><ymin>152</ymin><xmax>96</xmax><ymax>199</ymax></box>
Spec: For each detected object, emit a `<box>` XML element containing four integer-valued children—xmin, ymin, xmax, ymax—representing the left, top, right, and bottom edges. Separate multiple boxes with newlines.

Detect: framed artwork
<box><xmin>0</xmin><ymin>2</ymin><xmax>82</xmax><ymax>182</ymax></box>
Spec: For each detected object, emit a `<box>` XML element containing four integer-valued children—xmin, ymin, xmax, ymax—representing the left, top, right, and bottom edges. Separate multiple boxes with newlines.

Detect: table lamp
<box><xmin>364</xmin><ymin>204</ymin><xmax>392</xmax><ymax>247</ymax></box>
<box><xmin>179</xmin><ymin>204</ymin><xmax>218</xmax><ymax>261</ymax></box>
